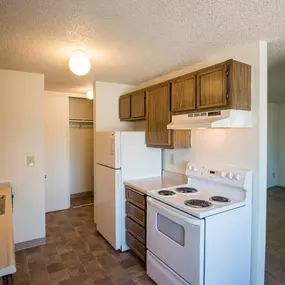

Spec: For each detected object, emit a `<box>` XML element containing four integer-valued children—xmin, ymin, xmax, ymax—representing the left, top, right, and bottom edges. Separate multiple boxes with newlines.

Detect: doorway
<box><xmin>69</xmin><ymin>97</ymin><xmax>94</xmax><ymax>208</ymax></box>
<box><xmin>266</xmin><ymin>42</ymin><xmax>285</xmax><ymax>284</ymax></box>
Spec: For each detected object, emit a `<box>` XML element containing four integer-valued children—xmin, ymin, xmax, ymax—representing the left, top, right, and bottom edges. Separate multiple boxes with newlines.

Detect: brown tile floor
<box><xmin>265</xmin><ymin>187</ymin><xmax>285</xmax><ymax>285</ymax></box>
<box><xmin>70</xmin><ymin>196</ymin><xmax>94</xmax><ymax>208</ymax></box>
<box><xmin>13</xmin><ymin>205</ymin><xmax>155</xmax><ymax>285</ymax></box>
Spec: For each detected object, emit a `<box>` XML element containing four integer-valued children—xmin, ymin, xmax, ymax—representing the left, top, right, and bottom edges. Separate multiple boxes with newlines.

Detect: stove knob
<box><xmin>188</xmin><ymin>165</ymin><xmax>193</xmax><ymax>171</ymax></box>
<box><xmin>235</xmin><ymin>174</ymin><xmax>242</xmax><ymax>181</ymax></box>
<box><xmin>193</xmin><ymin>166</ymin><xmax>198</xmax><ymax>172</ymax></box>
<box><xmin>227</xmin><ymin>172</ymin><xmax>234</xmax><ymax>179</ymax></box>
<box><xmin>220</xmin><ymin>171</ymin><xmax>226</xmax><ymax>178</ymax></box>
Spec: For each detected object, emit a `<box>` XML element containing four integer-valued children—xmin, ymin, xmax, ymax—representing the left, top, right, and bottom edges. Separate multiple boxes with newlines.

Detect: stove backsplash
<box><xmin>163</xmin><ymin>129</ymin><xmax>255</xmax><ymax>175</ymax></box>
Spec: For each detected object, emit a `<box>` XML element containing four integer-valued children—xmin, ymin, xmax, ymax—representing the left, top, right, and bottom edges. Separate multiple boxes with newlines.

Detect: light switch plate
<box><xmin>27</xmin><ymin>156</ymin><xmax>35</xmax><ymax>167</ymax></box>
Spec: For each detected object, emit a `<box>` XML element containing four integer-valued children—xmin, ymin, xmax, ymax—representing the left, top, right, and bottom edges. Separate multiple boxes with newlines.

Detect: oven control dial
<box><xmin>188</xmin><ymin>165</ymin><xmax>193</xmax><ymax>171</ymax></box>
<box><xmin>227</xmin><ymin>172</ymin><xmax>234</xmax><ymax>179</ymax></box>
<box><xmin>235</xmin><ymin>174</ymin><xmax>242</xmax><ymax>181</ymax></box>
<box><xmin>193</xmin><ymin>166</ymin><xmax>198</xmax><ymax>172</ymax></box>
<box><xmin>220</xmin><ymin>171</ymin><xmax>226</xmax><ymax>178</ymax></box>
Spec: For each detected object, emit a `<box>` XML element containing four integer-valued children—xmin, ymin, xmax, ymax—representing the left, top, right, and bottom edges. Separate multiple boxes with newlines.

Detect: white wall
<box><xmin>278</xmin><ymin>104</ymin><xmax>285</xmax><ymax>187</ymax></box>
<box><xmin>0</xmin><ymin>70</ymin><xmax>45</xmax><ymax>244</ymax></box>
<box><xmin>131</xmin><ymin>42</ymin><xmax>268</xmax><ymax>285</ymax></box>
<box><xmin>95</xmin><ymin>82</ymin><xmax>134</xmax><ymax>131</ymax></box>
<box><xmin>267</xmin><ymin>103</ymin><xmax>279</xmax><ymax>188</ymax></box>
<box><xmin>44</xmin><ymin>92</ymin><xmax>70</xmax><ymax>212</ymax></box>
<box><xmin>69</xmin><ymin>126</ymin><xmax>94</xmax><ymax>194</ymax></box>
<box><xmin>266</xmin><ymin>102</ymin><xmax>285</xmax><ymax>188</ymax></box>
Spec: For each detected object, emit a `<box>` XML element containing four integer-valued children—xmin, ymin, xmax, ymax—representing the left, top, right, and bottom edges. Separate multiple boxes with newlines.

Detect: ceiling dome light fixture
<box><xmin>69</xmin><ymin>51</ymin><xmax>91</xmax><ymax>76</ymax></box>
<box><xmin>86</xmin><ymin>90</ymin><xmax>94</xmax><ymax>100</ymax></box>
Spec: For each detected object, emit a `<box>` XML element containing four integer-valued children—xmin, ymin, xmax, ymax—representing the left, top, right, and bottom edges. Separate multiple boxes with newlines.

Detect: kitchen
<box><xmin>95</xmin><ymin>59</ymin><xmax>254</xmax><ymax>285</ymax></box>
<box><xmin>0</xmin><ymin>1</ymin><xmax>270</xmax><ymax>285</ymax></box>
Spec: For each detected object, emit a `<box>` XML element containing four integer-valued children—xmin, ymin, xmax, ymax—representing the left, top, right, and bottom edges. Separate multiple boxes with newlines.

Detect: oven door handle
<box><xmin>147</xmin><ymin>197</ymin><xmax>202</xmax><ymax>226</ymax></box>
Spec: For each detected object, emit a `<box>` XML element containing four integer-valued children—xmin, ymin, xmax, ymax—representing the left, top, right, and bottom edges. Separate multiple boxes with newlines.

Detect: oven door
<box><xmin>147</xmin><ymin>197</ymin><xmax>204</xmax><ymax>285</ymax></box>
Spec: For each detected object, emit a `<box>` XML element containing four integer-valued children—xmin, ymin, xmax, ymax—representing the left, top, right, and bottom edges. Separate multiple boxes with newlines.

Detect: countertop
<box><xmin>124</xmin><ymin>171</ymin><xmax>187</xmax><ymax>194</ymax></box>
<box><xmin>0</xmin><ymin>183</ymin><xmax>16</xmax><ymax>277</ymax></box>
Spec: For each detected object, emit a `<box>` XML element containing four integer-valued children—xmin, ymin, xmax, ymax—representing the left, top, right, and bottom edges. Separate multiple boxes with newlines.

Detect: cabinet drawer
<box><xmin>126</xmin><ymin>187</ymin><xmax>145</xmax><ymax>210</ymax></box>
<box><xmin>126</xmin><ymin>202</ymin><xmax>145</xmax><ymax>227</ymax></box>
<box><xmin>126</xmin><ymin>217</ymin><xmax>146</xmax><ymax>245</ymax></box>
<box><xmin>127</xmin><ymin>232</ymin><xmax>146</xmax><ymax>262</ymax></box>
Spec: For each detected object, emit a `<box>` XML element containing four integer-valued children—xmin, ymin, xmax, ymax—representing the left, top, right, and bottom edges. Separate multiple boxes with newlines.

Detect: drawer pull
<box><xmin>126</xmin><ymin>187</ymin><xmax>145</xmax><ymax>210</ymax></box>
<box><xmin>126</xmin><ymin>232</ymin><xmax>146</xmax><ymax>261</ymax></box>
<box><xmin>126</xmin><ymin>217</ymin><xmax>146</xmax><ymax>244</ymax></box>
<box><xmin>126</xmin><ymin>202</ymin><xmax>145</xmax><ymax>227</ymax></box>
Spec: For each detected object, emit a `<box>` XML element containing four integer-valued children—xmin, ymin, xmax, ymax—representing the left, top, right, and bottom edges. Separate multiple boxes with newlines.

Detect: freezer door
<box><xmin>95</xmin><ymin>164</ymin><xmax>122</xmax><ymax>250</ymax></box>
<box><xmin>96</xmin><ymin>132</ymin><xmax>121</xmax><ymax>169</ymax></box>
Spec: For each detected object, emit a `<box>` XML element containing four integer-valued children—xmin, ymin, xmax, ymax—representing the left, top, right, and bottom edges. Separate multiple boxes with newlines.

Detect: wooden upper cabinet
<box><xmin>119</xmin><ymin>95</ymin><xmax>131</xmax><ymax>120</ymax></box>
<box><xmin>196</xmin><ymin>60</ymin><xmax>251</xmax><ymax>111</ymax></box>
<box><xmin>119</xmin><ymin>91</ymin><xmax>146</xmax><ymax>121</ymax></box>
<box><xmin>146</xmin><ymin>82</ymin><xmax>172</xmax><ymax>147</ymax></box>
<box><xmin>171</xmin><ymin>74</ymin><xmax>196</xmax><ymax>112</ymax></box>
<box><xmin>131</xmin><ymin>91</ymin><xmax>145</xmax><ymax>119</ymax></box>
<box><xmin>197</xmin><ymin>63</ymin><xmax>228</xmax><ymax>110</ymax></box>
<box><xmin>146</xmin><ymin>82</ymin><xmax>191</xmax><ymax>148</ymax></box>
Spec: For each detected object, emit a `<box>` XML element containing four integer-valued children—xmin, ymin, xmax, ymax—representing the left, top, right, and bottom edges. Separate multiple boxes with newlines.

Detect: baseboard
<box><xmin>15</xmin><ymin>237</ymin><xmax>46</xmax><ymax>251</ymax></box>
<box><xmin>267</xmin><ymin>185</ymin><xmax>282</xmax><ymax>190</ymax></box>
<box><xmin>70</xmin><ymin>191</ymin><xmax>93</xmax><ymax>199</ymax></box>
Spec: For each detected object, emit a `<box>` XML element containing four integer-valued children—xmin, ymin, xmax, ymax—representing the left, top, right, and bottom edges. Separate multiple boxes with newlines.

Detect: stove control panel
<box><xmin>220</xmin><ymin>171</ymin><xmax>226</xmax><ymax>178</ymax></box>
<box><xmin>186</xmin><ymin>162</ymin><xmax>253</xmax><ymax>190</ymax></box>
<box><xmin>227</xmin><ymin>172</ymin><xmax>234</xmax><ymax>179</ymax></box>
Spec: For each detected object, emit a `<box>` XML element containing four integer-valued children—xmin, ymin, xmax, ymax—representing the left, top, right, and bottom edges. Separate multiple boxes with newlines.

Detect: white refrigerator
<box><xmin>95</xmin><ymin>131</ymin><xmax>162</xmax><ymax>251</ymax></box>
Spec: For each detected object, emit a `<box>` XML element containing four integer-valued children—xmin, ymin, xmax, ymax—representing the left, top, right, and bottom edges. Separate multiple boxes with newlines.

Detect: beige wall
<box><xmin>95</xmin><ymin>82</ymin><xmax>134</xmax><ymax>131</ymax></box>
<box><xmin>69</xmin><ymin>97</ymin><xmax>93</xmax><ymax>119</ymax></box>
<box><xmin>69</xmin><ymin>126</ymin><xmax>94</xmax><ymax>194</ymax></box>
<box><xmin>0</xmin><ymin>70</ymin><xmax>45</xmax><ymax>244</ymax></box>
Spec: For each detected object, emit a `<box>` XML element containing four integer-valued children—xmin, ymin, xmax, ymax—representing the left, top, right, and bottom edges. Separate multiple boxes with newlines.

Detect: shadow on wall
<box><xmin>268</xmin><ymin>58</ymin><xmax>285</xmax><ymax>103</ymax></box>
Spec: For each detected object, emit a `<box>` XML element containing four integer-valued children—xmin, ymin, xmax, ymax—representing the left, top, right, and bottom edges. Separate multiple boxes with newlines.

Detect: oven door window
<box><xmin>157</xmin><ymin>213</ymin><xmax>185</xmax><ymax>246</ymax></box>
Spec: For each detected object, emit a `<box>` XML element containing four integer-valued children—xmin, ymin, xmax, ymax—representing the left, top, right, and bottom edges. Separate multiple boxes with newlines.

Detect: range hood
<box><xmin>167</xmin><ymin>109</ymin><xmax>252</xmax><ymax>130</ymax></box>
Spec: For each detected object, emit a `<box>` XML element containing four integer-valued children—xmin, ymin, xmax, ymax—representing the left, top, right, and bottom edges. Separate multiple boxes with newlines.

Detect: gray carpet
<box><xmin>266</xmin><ymin>187</ymin><xmax>285</xmax><ymax>285</ymax></box>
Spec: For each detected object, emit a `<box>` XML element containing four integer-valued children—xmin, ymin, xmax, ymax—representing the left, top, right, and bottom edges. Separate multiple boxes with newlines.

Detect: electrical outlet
<box><xmin>27</xmin><ymin>156</ymin><xmax>35</xmax><ymax>167</ymax></box>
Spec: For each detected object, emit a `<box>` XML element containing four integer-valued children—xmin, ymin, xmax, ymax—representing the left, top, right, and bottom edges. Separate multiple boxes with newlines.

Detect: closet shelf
<box><xmin>69</xmin><ymin>118</ymin><xmax>93</xmax><ymax>124</ymax></box>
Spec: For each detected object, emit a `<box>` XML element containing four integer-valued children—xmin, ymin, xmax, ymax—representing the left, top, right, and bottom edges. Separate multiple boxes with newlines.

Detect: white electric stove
<box><xmin>146</xmin><ymin>161</ymin><xmax>253</xmax><ymax>285</ymax></box>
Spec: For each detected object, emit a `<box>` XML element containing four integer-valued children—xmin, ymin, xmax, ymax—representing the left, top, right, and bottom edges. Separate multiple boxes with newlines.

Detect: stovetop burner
<box><xmin>176</xmin><ymin>187</ymin><xmax>198</xmax><ymax>194</ymax></box>
<box><xmin>184</xmin><ymin>199</ymin><xmax>212</xmax><ymax>208</ymax></box>
<box><xmin>158</xmin><ymin>190</ymin><xmax>176</xmax><ymax>196</ymax></box>
<box><xmin>210</xmin><ymin>196</ymin><xmax>230</xmax><ymax>203</ymax></box>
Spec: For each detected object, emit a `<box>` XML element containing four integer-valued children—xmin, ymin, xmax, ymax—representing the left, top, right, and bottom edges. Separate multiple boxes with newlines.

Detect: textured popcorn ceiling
<box><xmin>0</xmin><ymin>0</ymin><xmax>285</xmax><ymax>98</ymax></box>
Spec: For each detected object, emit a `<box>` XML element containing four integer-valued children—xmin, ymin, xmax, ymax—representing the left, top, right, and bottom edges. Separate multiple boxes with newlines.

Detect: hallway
<box><xmin>266</xmin><ymin>187</ymin><xmax>285</xmax><ymax>284</ymax></box>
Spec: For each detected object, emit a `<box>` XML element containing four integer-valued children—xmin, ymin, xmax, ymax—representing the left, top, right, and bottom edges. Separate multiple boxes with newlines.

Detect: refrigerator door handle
<box><xmin>117</xmin><ymin>147</ymin><xmax>120</xmax><ymax>166</ymax></box>
<box><xmin>110</xmin><ymin>138</ymin><xmax>115</xmax><ymax>155</ymax></box>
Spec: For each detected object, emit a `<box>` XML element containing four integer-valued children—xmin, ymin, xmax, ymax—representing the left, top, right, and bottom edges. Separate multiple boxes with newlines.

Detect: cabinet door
<box><xmin>119</xmin><ymin>95</ymin><xmax>131</xmax><ymax>120</ymax></box>
<box><xmin>146</xmin><ymin>83</ymin><xmax>172</xmax><ymax>147</ymax></box>
<box><xmin>131</xmin><ymin>91</ymin><xmax>145</xmax><ymax>119</ymax></box>
<box><xmin>171</xmin><ymin>74</ymin><xmax>196</xmax><ymax>112</ymax></box>
<box><xmin>197</xmin><ymin>64</ymin><xmax>228</xmax><ymax>110</ymax></box>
